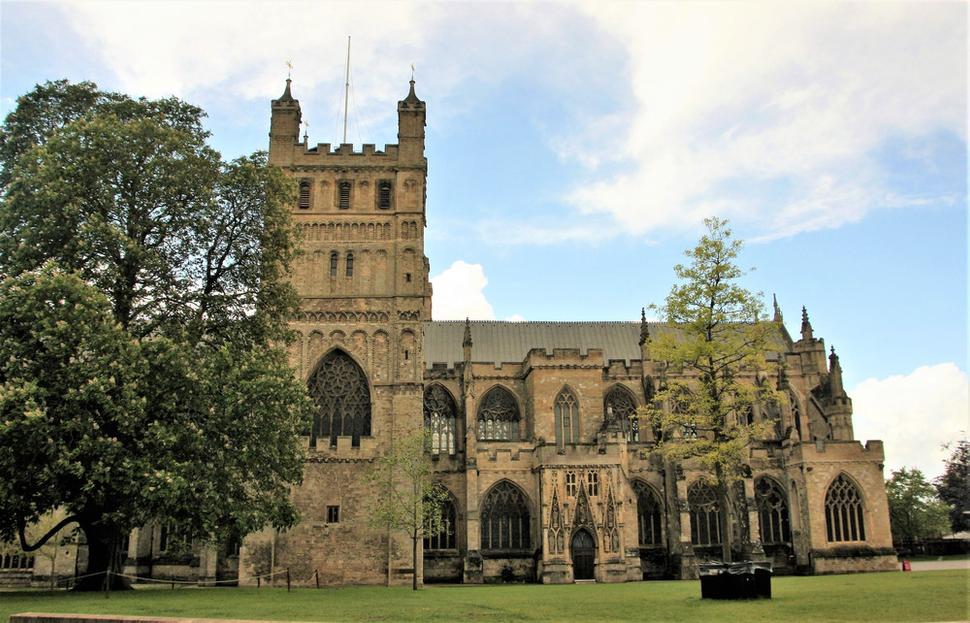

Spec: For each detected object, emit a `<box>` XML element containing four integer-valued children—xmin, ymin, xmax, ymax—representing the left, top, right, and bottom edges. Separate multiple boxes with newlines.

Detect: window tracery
<box><xmin>555</xmin><ymin>389</ymin><xmax>579</xmax><ymax>447</ymax></box>
<box><xmin>424</xmin><ymin>384</ymin><xmax>457</xmax><ymax>455</ymax></box>
<box><xmin>605</xmin><ymin>385</ymin><xmax>639</xmax><ymax>441</ymax></box>
<box><xmin>688</xmin><ymin>481</ymin><xmax>722</xmax><ymax>546</ymax></box>
<box><xmin>825</xmin><ymin>474</ymin><xmax>866</xmax><ymax>542</ymax></box>
<box><xmin>424</xmin><ymin>496</ymin><xmax>457</xmax><ymax>550</ymax></box>
<box><xmin>307</xmin><ymin>350</ymin><xmax>371</xmax><ymax>448</ymax></box>
<box><xmin>755</xmin><ymin>478</ymin><xmax>792</xmax><ymax>545</ymax></box>
<box><xmin>633</xmin><ymin>481</ymin><xmax>663</xmax><ymax>546</ymax></box>
<box><xmin>477</xmin><ymin>386</ymin><xmax>520</xmax><ymax>441</ymax></box>
<box><xmin>480</xmin><ymin>481</ymin><xmax>531</xmax><ymax>551</ymax></box>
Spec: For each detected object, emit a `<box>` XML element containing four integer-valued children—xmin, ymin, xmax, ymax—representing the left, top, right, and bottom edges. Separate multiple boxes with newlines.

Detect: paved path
<box><xmin>908</xmin><ymin>559</ymin><xmax>970</xmax><ymax>571</ymax></box>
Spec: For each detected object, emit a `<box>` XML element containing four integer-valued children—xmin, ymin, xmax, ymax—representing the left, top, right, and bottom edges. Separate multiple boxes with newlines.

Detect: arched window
<box><xmin>477</xmin><ymin>386</ymin><xmax>520</xmax><ymax>441</ymax></box>
<box><xmin>298</xmin><ymin>180</ymin><xmax>311</xmax><ymax>209</ymax></box>
<box><xmin>688</xmin><ymin>481</ymin><xmax>722</xmax><ymax>546</ymax></box>
<box><xmin>633</xmin><ymin>481</ymin><xmax>663</xmax><ymax>546</ymax></box>
<box><xmin>424</xmin><ymin>495</ymin><xmax>457</xmax><ymax>550</ymax></box>
<box><xmin>424</xmin><ymin>384</ymin><xmax>457</xmax><ymax>455</ymax></box>
<box><xmin>755</xmin><ymin>477</ymin><xmax>791</xmax><ymax>544</ymax></box>
<box><xmin>307</xmin><ymin>350</ymin><xmax>371</xmax><ymax>448</ymax></box>
<box><xmin>480</xmin><ymin>481</ymin><xmax>531</xmax><ymax>551</ymax></box>
<box><xmin>605</xmin><ymin>385</ymin><xmax>639</xmax><ymax>441</ymax></box>
<box><xmin>329</xmin><ymin>252</ymin><xmax>338</xmax><ymax>277</ymax></box>
<box><xmin>345</xmin><ymin>252</ymin><xmax>354</xmax><ymax>277</ymax></box>
<box><xmin>825</xmin><ymin>474</ymin><xmax>866</xmax><ymax>542</ymax></box>
<box><xmin>554</xmin><ymin>389</ymin><xmax>580</xmax><ymax>447</ymax></box>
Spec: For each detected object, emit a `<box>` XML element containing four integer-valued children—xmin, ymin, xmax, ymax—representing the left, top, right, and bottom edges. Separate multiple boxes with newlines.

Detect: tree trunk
<box><xmin>412</xmin><ymin>532</ymin><xmax>418</xmax><ymax>591</ymax></box>
<box><xmin>74</xmin><ymin>520</ymin><xmax>131</xmax><ymax>591</ymax></box>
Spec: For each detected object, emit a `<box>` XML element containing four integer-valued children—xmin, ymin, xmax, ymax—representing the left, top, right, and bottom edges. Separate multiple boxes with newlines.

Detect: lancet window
<box><xmin>298</xmin><ymin>180</ymin><xmax>311</xmax><ymax>209</ymax></box>
<box><xmin>480</xmin><ymin>481</ymin><xmax>531</xmax><ymax>551</ymax></box>
<box><xmin>688</xmin><ymin>481</ymin><xmax>722</xmax><ymax>546</ymax></box>
<box><xmin>554</xmin><ymin>389</ymin><xmax>580</xmax><ymax>447</ymax></box>
<box><xmin>424</xmin><ymin>384</ymin><xmax>458</xmax><ymax>455</ymax></box>
<box><xmin>755</xmin><ymin>478</ymin><xmax>791</xmax><ymax>544</ymax></box>
<box><xmin>477</xmin><ymin>386</ymin><xmax>520</xmax><ymax>441</ymax></box>
<box><xmin>605</xmin><ymin>385</ymin><xmax>639</xmax><ymax>442</ymax></box>
<box><xmin>424</xmin><ymin>496</ymin><xmax>457</xmax><ymax>550</ymax></box>
<box><xmin>329</xmin><ymin>252</ymin><xmax>338</xmax><ymax>277</ymax></box>
<box><xmin>633</xmin><ymin>481</ymin><xmax>663</xmax><ymax>546</ymax></box>
<box><xmin>307</xmin><ymin>350</ymin><xmax>372</xmax><ymax>448</ymax></box>
<box><xmin>825</xmin><ymin>474</ymin><xmax>866</xmax><ymax>542</ymax></box>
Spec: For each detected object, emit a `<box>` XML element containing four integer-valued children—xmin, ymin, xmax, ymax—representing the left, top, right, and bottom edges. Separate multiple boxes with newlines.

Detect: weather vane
<box><xmin>286</xmin><ymin>60</ymin><xmax>293</xmax><ymax>79</ymax></box>
<box><xmin>410</xmin><ymin>63</ymin><xmax>415</xmax><ymax>81</ymax></box>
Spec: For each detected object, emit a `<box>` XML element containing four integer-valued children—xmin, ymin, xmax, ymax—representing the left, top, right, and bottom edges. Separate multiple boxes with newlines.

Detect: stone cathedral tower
<box><xmin>244</xmin><ymin>78</ymin><xmax>432</xmax><ymax>584</ymax></box>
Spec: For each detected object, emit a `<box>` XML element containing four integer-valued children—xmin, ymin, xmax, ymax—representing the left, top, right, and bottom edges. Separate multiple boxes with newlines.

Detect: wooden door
<box><xmin>571</xmin><ymin>529</ymin><xmax>595</xmax><ymax>580</ymax></box>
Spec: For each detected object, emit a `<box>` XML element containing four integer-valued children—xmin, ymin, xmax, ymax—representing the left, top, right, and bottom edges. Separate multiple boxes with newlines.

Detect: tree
<box><xmin>0</xmin><ymin>510</ymin><xmax>77</xmax><ymax>590</ymax></box>
<box><xmin>0</xmin><ymin>81</ymin><xmax>313</xmax><ymax>590</ymax></box>
<box><xmin>366</xmin><ymin>431</ymin><xmax>447</xmax><ymax>590</ymax></box>
<box><xmin>886</xmin><ymin>468</ymin><xmax>951</xmax><ymax>544</ymax></box>
<box><xmin>935</xmin><ymin>438</ymin><xmax>970</xmax><ymax>533</ymax></box>
<box><xmin>645</xmin><ymin>217</ymin><xmax>775</xmax><ymax>561</ymax></box>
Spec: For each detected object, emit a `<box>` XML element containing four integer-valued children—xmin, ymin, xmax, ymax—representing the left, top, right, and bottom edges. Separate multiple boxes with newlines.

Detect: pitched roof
<box><xmin>423</xmin><ymin>320</ymin><xmax>788</xmax><ymax>369</ymax></box>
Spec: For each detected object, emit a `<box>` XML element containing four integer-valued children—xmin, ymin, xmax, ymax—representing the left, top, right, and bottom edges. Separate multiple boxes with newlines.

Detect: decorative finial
<box><xmin>302</xmin><ymin>120</ymin><xmax>309</xmax><ymax>144</ymax></box>
<box><xmin>828</xmin><ymin>346</ymin><xmax>845</xmax><ymax>397</ymax></box>
<box><xmin>286</xmin><ymin>60</ymin><xmax>293</xmax><ymax>79</ymax></box>
<box><xmin>639</xmin><ymin>307</ymin><xmax>650</xmax><ymax>346</ymax></box>
<box><xmin>278</xmin><ymin>77</ymin><xmax>294</xmax><ymax>102</ymax></box>
<box><xmin>462</xmin><ymin>317</ymin><xmax>473</xmax><ymax>348</ymax></box>
<box><xmin>800</xmin><ymin>305</ymin><xmax>814</xmax><ymax>341</ymax></box>
<box><xmin>410</xmin><ymin>63</ymin><xmax>415</xmax><ymax>81</ymax></box>
<box><xmin>773</xmin><ymin>294</ymin><xmax>783</xmax><ymax>323</ymax></box>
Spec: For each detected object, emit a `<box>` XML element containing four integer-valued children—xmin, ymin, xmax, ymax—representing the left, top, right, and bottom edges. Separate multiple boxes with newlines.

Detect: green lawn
<box><xmin>2</xmin><ymin>570</ymin><xmax>968</xmax><ymax>623</ymax></box>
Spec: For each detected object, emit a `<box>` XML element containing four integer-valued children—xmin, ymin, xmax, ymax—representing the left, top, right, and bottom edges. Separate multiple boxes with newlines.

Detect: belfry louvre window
<box><xmin>756</xmin><ymin>478</ymin><xmax>791</xmax><ymax>544</ymax></box>
<box><xmin>425</xmin><ymin>497</ymin><xmax>457</xmax><ymax>550</ymax></box>
<box><xmin>307</xmin><ymin>349</ymin><xmax>371</xmax><ymax>448</ymax></box>
<box><xmin>634</xmin><ymin>481</ymin><xmax>663</xmax><ymax>546</ymax></box>
<box><xmin>688</xmin><ymin>482</ymin><xmax>722</xmax><ymax>546</ymax></box>
<box><xmin>298</xmin><ymin>180</ymin><xmax>311</xmax><ymax>209</ymax></box>
<box><xmin>825</xmin><ymin>474</ymin><xmax>866</xmax><ymax>542</ymax></box>
<box><xmin>480</xmin><ymin>481</ymin><xmax>531</xmax><ymax>551</ymax></box>
<box><xmin>605</xmin><ymin>385</ymin><xmax>639</xmax><ymax>442</ymax></box>
<box><xmin>378</xmin><ymin>180</ymin><xmax>393</xmax><ymax>209</ymax></box>
<box><xmin>338</xmin><ymin>181</ymin><xmax>352</xmax><ymax>209</ymax></box>
<box><xmin>477</xmin><ymin>386</ymin><xmax>520</xmax><ymax>441</ymax></box>
<box><xmin>424</xmin><ymin>384</ymin><xmax>457</xmax><ymax>455</ymax></box>
<box><xmin>554</xmin><ymin>389</ymin><xmax>579</xmax><ymax>447</ymax></box>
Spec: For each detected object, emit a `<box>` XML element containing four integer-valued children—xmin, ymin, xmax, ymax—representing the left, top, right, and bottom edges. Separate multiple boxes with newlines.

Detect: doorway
<box><xmin>571</xmin><ymin>529</ymin><xmax>595</xmax><ymax>580</ymax></box>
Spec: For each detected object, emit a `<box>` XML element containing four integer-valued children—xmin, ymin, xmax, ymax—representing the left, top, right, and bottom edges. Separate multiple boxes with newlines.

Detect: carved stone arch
<box><xmin>824</xmin><ymin>472</ymin><xmax>867</xmax><ymax>542</ymax></box>
<box><xmin>424</xmin><ymin>486</ymin><xmax>460</xmax><ymax>551</ymax></box>
<box><xmin>477</xmin><ymin>385</ymin><xmax>522</xmax><ymax>441</ymax></box>
<box><xmin>307</xmin><ymin>347</ymin><xmax>372</xmax><ymax>449</ymax></box>
<box><xmin>754</xmin><ymin>475</ymin><xmax>792</xmax><ymax>545</ymax></box>
<box><xmin>632</xmin><ymin>479</ymin><xmax>664</xmax><ymax>546</ymax></box>
<box><xmin>480</xmin><ymin>480</ymin><xmax>532</xmax><ymax>552</ymax></box>
<box><xmin>424</xmin><ymin>383</ymin><xmax>459</xmax><ymax>455</ymax></box>
<box><xmin>604</xmin><ymin>384</ymin><xmax>639</xmax><ymax>440</ymax></box>
<box><xmin>554</xmin><ymin>385</ymin><xmax>580</xmax><ymax>446</ymax></box>
<box><xmin>687</xmin><ymin>479</ymin><xmax>723</xmax><ymax>547</ymax></box>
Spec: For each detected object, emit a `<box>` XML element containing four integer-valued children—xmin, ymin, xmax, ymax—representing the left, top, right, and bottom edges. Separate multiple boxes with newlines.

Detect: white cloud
<box><xmin>504</xmin><ymin>314</ymin><xmax>526</xmax><ymax>322</ymax></box>
<box><xmin>851</xmin><ymin>363</ymin><xmax>969</xmax><ymax>480</ymax></box>
<box><xmin>431</xmin><ymin>260</ymin><xmax>495</xmax><ymax>321</ymax></box>
<box><xmin>561</xmin><ymin>2</ymin><xmax>966</xmax><ymax>241</ymax></box>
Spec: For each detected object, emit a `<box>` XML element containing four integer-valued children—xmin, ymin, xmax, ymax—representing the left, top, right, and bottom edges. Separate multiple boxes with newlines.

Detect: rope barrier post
<box><xmin>315</xmin><ymin>569</ymin><xmax>319</xmax><ymax>589</ymax></box>
<box><xmin>103</xmin><ymin>570</ymin><xmax>110</xmax><ymax>599</ymax></box>
<box><xmin>257</xmin><ymin>575</ymin><xmax>261</xmax><ymax>589</ymax></box>
<box><xmin>287</xmin><ymin>567</ymin><xmax>291</xmax><ymax>592</ymax></box>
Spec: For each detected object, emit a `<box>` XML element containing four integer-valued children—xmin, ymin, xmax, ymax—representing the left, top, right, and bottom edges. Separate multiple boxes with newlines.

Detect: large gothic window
<box><xmin>554</xmin><ymin>389</ymin><xmax>580</xmax><ymax>447</ymax></box>
<box><xmin>307</xmin><ymin>350</ymin><xmax>371</xmax><ymax>448</ymax></box>
<box><xmin>688</xmin><ymin>481</ymin><xmax>722</xmax><ymax>546</ymax></box>
<box><xmin>755</xmin><ymin>478</ymin><xmax>791</xmax><ymax>544</ymax></box>
<box><xmin>480</xmin><ymin>481</ymin><xmax>531</xmax><ymax>551</ymax></box>
<box><xmin>633</xmin><ymin>481</ymin><xmax>663</xmax><ymax>546</ymax></box>
<box><xmin>605</xmin><ymin>385</ymin><xmax>639</xmax><ymax>442</ymax></box>
<box><xmin>477</xmin><ymin>386</ymin><xmax>520</xmax><ymax>441</ymax></box>
<box><xmin>424</xmin><ymin>384</ymin><xmax>458</xmax><ymax>455</ymax></box>
<box><xmin>825</xmin><ymin>474</ymin><xmax>866</xmax><ymax>542</ymax></box>
<box><xmin>424</xmin><ymin>496</ymin><xmax>457</xmax><ymax>550</ymax></box>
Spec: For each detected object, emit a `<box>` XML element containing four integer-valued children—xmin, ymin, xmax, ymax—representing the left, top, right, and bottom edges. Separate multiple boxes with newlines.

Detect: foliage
<box><xmin>0</xmin><ymin>80</ymin><xmax>311</xmax><ymax>589</ymax></box>
<box><xmin>366</xmin><ymin>430</ymin><xmax>447</xmax><ymax>590</ymax></box>
<box><xmin>935</xmin><ymin>438</ymin><xmax>970</xmax><ymax>532</ymax></box>
<box><xmin>1</xmin><ymin>571</ymin><xmax>969</xmax><ymax>623</ymax></box>
<box><xmin>886</xmin><ymin>468</ymin><xmax>951</xmax><ymax>543</ymax></box>
<box><xmin>645</xmin><ymin>217</ymin><xmax>776</xmax><ymax>557</ymax></box>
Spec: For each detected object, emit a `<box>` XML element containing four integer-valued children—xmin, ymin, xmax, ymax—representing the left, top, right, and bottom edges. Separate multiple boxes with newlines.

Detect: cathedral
<box><xmin>230</xmin><ymin>78</ymin><xmax>897</xmax><ymax>586</ymax></box>
<box><xmin>5</xmin><ymin>77</ymin><xmax>892</xmax><ymax>589</ymax></box>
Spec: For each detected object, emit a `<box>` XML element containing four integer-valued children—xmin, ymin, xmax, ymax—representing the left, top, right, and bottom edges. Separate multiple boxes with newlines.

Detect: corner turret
<box><xmin>397</xmin><ymin>79</ymin><xmax>426</xmax><ymax>164</ymax></box>
<box><xmin>269</xmin><ymin>78</ymin><xmax>302</xmax><ymax>165</ymax></box>
<box><xmin>824</xmin><ymin>346</ymin><xmax>853</xmax><ymax>440</ymax></box>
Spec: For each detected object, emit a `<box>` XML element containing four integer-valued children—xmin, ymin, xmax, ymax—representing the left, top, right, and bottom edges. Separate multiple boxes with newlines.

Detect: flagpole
<box><xmin>343</xmin><ymin>36</ymin><xmax>351</xmax><ymax>144</ymax></box>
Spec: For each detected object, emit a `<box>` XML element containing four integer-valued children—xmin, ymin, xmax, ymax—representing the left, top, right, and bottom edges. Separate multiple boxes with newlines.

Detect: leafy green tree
<box><xmin>645</xmin><ymin>217</ymin><xmax>775</xmax><ymax>561</ymax></box>
<box><xmin>0</xmin><ymin>81</ymin><xmax>312</xmax><ymax>590</ymax></box>
<box><xmin>366</xmin><ymin>431</ymin><xmax>447</xmax><ymax>590</ymax></box>
<box><xmin>887</xmin><ymin>468</ymin><xmax>951</xmax><ymax>543</ymax></box>
<box><xmin>935</xmin><ymin>439</ymin><xmax>970</xmax><ymax>532</ymax></box>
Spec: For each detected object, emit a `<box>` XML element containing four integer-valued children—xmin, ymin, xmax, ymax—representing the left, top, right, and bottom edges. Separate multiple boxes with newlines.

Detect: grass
<box><xmin>2</xmin><ymin>570</ymin><xmax>968</xmax><ymax>623</ymax></box>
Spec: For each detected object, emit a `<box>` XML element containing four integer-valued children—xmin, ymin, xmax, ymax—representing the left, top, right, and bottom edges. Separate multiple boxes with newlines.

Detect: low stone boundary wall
<box><xmin>11</xmin><ymin>615</ymin><xmax>319</xmax><ymax>623</ymax></box>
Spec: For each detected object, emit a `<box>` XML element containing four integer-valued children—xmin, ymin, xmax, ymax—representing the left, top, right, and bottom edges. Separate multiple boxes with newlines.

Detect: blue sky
<box><xmin>2</xmin><ymin>1</ymin><xmax>966</xmax><ymax>479</ymax></box>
